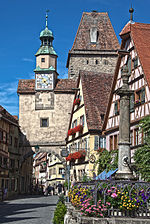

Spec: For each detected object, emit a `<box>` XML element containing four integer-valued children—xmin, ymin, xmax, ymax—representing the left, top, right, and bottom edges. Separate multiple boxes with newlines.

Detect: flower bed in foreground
<box><xmin>68</xmin><ymin>183</ymin><xmax>150</xmax><ymax>218</ymax></box>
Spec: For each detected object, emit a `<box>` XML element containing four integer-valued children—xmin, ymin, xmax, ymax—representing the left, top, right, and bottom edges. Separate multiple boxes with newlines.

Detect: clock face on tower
<box><xmin>36</xmin><ymin>73</ymin><xmax>53</xmax><ymax>90</ymax></box>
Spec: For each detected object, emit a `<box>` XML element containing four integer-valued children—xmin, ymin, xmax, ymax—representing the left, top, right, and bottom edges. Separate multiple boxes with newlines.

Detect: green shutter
<box><xmin>141</xmin><ymin>87</ymin><xmax>145</xmax><ymax>103</ymax></box>
<box><xmin>130</xmin><ymin>94</ymin><xmax>135</xmax><ymax>112</ymax></box>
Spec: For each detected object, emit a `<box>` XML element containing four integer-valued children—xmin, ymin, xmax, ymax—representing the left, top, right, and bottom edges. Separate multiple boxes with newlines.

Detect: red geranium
<box><xmin>66</xmin><ymin>150</ymin><xmax>86</xmax><ymax>161</ymax></box>
<box><xmin>73</xmin><ymin>98</ymin><xmax>80</xmax><ymax>106</ymax></box>
<box><xmin>68</xmin><ymin>125</ymin><xmax>83</xmax><ymax>136</ymax></box>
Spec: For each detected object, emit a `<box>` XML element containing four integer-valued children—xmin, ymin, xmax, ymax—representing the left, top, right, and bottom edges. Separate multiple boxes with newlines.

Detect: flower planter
<box><xmin>68</xmin><ymin>125</ymin><xmax>83</xmax><ymax>136</ymax></box>
<box><xmin>66</xmin><ymin>150</ymin><xmax>86</xmax><ymax>161</ymax></box>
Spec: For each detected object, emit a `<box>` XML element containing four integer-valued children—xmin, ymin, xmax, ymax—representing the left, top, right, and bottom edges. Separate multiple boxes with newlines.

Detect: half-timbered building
<box><xmin>103</xmin><ymin>21</ymin><xmax>150</xmax><ymax>162</ymax></box>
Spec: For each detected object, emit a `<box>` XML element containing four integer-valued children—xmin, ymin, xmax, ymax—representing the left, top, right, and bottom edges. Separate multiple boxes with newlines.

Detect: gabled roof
<box><xmin>70</xmin><ymin>11</ymin><xmax>119</xmax><ymax>52</ymax></box>
<box><xmin>67</xmin><ymin>71</ymin><xmax>113</xmax><ymax>136</ymax></box>
<box><xmin>103</xmin><ymin>22</ymin><xmax>150</xmax><ymax>130</ymax></box>
<box><xmin>0</xmin><ymin>105</ymin><xmax>18</xmax><ymax>125</ymax></box>
<box><xmin>81</xmin><ymin>71</ymin><xmax>113</xmax><ymax>131</ymax></box>
<box><xmin>17</xmin><ymin>79</ymin><xmax>76</xmax><ymax>94</ymax></box>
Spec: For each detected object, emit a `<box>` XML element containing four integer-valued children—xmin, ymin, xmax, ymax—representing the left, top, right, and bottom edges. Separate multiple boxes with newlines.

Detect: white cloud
<box><xmin>22</xmin><ymin>58</ymin><xmax>34</xmax><ymax>62</ymax></box>
<box><xmin>0</xmin><ymin>81</ymin><xmax>18</xmax><ymax>115</ymax></box>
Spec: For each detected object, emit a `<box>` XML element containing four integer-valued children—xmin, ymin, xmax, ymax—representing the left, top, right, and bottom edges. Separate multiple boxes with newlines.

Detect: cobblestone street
<box><xmin>0</xmin><ymin>195</ymin><xmax>58</xmax><ymax>224</ymax></box>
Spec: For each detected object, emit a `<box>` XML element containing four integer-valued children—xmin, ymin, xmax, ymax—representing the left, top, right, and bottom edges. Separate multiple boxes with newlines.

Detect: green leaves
<box><xmin>53</xmin><ymin>201</ymin><xmax>67</xmax><ymax>224</ymax></box>
<box><xmin>134</xmin><ymin>115</ymin><xmax>150</xmax><ymax>182</ymax></box>
<box><xmin>97</xmin><ymin>149</ymin><xmax>118</xmax><ymax>174</ymax></box>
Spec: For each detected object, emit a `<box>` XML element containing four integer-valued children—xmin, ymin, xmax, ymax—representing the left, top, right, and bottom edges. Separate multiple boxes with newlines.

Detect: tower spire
<box><xmin>129</xmin><ymin>5</ymin><xmax>134</xmax><ymax>23</ymax></box>
<box><xmin>46</xmin><ymin>10</ymin><xmax>50</xmax><ymax>28</ymax></box>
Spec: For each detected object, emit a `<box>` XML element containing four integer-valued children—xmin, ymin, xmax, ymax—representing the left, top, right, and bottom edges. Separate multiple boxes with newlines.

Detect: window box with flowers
<box><xmin>66</xmin><ymin>150</ymin><xmax>86</xmax><ymax>162</ymax></box>
<box><xmin>68</xmin><ymin>125</ymin><xmax>83</xmax><ymax>136</ymax></box>
<box><xmin>73</xmin><ymin>98</ymin><xmax>80</xmax><ymax>106</ymax></box>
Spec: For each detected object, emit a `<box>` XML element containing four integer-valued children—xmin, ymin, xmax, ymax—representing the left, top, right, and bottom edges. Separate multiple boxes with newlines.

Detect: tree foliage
<box><xmin>134</xmin><ymin>116</ymin><xmax>150</xmax><ymax>182</ymax></box>
<box><xmin>96</xmin><ymin>149</ymin><xmax>118</xmax><ymax>174</ymax></box>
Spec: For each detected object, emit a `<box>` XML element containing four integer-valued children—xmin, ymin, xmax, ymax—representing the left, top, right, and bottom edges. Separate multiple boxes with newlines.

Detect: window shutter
<box><xmin>141</xmin><ymin>87</ymin><xmax>145</xmax><ymax>103</ymax></box>
<box><xmin>94</xmin><ymin>136</ymin><xmax>99</xmax><ymax>150</ymax></box>
<box><xmin>130</xmin><ymin>94</ymin><xmax>135</xmax><ymax>112</ymax></box>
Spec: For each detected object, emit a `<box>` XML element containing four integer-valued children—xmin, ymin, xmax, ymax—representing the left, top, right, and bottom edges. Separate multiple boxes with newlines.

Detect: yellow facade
<box><xmin>67</xmin><ymin>79</ymin><xmax>102</xmax><ymax>181</ymax></box>
<box><xmin>47</xmin><ymin>153</ymin><xmax>65</xmax><ymax>187</ymax></box>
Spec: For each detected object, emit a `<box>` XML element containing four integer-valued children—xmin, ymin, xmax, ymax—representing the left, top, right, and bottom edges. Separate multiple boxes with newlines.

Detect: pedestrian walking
<box><xmin>57</xmin><ymin>182</ymin><xmax>62</xmax><ymax>195</ymax></box>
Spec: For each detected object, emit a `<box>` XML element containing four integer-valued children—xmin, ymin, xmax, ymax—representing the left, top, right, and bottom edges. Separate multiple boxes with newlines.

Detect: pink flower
<box><xmin>111</xmin><ymin>193</ymin><xmax>117</xmax><ymax>198</ymax></box>
<box><xmin>107</xmin><ymin>189</ymin><xmax>111</xmax><ymax>193</ymax></box>
<box><xmin>106</xmin><ymin>202</ymin><xmax>111</xmax><ymax>206</ymax></box>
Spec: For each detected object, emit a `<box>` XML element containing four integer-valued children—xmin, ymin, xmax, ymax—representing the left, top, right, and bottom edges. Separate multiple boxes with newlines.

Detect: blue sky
<box><xmin>0</xmin><ymin>0</ymin><xmax>149</xmax><ymax>115</ymax></box>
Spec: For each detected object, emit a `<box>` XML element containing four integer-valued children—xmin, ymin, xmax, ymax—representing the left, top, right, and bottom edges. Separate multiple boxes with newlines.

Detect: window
<box><xmin>127</xmin><ymin>56</ymin><xmax>131</xmax><ymax>74</ymax></box>
<box><xmin>59</xmin><ymin>168</ymin><xmax>64</xmax><ymax>174</ymax></box>
<box><xmin>110</xmin><ymin>136</ymin><xmax>113</xmax><ymax>151</ymax></box>
<box><xmin>95</xmin><ymin>60</ymin><xmax>98</xmax><ymax>64</ymax></box>
<box><xmin>130</xmin><ymin>130</ymin><xmax>133</xmax><ymax>146</ymax></box>
<box><xmin>87</xmin><ymin>60</ymin><xmax>89</xmax><ymax>64</ymax></box>
<box><xmin>133</xmin><ymin>57</ymin><xmax>138</xmax><ymax>69</ymax></box>
<box><xmin>134</xmin><ymin>128</ymin><xmax>139</xmax><ymax>145</ymax></box>
<box><xmin>114</xmin><ymin>100</ymin><xmax>120</xmax><ymax>115</ymax></box>
<box><xmin>40</xmin><ymin>118</ymin><xmax>49</xmax><ymax>127</ymax></box>
<box><xmin>44</xmin><ymin>39</ymin><xmax>47</xmax><ymax>45</ymax></box>
<box><xmin>0</xmin><ymin>156</ymin><xmax>2</xmax><ymax>166</ymax></box>
<box><xmin>90</xmin><ymin>27</ymin><xmax>98</xmax><ymax>43</ymax></box>
<box><xmin>80</xmin><ymin>115</ymin><xmax>84</xmax><ymax>127</ymax></box>
<box><xmin>72</xmin><ymin>119</ymin><xmax>77</xmax><ymax>128</ymax></box>
<box><xmin>104</xmin><ymin>59</ymin><xmax>108</xmax><ymax>65</ymax></box>
<box><xmin>135</xmin><ymin>88</ymin><xmax>145</xmax><ymax>104</ymax></box>
<box><xmin>84</xmin><ymin>138</ymin><xmax>87</xmax><ymax>151</ymax></box>
<box><xmin>114</xmin><ymin>135</ymin><xmax>118</xmax><ymax>150</ymax></box>
<box><xmin>41</xmin><ymin>58</ymin><xmax>45</xmax><ymax>62</ymax></box>
<box><xmin>94</xmin><ymin>136</ymin><xmax>99</xmax><ymax>150</ymax></box>
<box><xmin>99</xmin><ymin>136</ymin><xmax>106</xmax><ymax>149</ymax></box>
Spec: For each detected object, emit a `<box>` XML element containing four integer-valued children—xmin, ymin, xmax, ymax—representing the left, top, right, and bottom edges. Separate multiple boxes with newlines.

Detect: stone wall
<box><xmin>64</xmin><ymin>203</ymin><xmax>150</xmax><ymax>224</ymax></box>
<box><xmin>19</xmin><ymin>92</ymin><xmax>74</xmax><ymax>154</ymax></box>
<box><xmin>68</xmin><ymin>53</ymin><xmax>118</xmax><ymax>79</ymax></box>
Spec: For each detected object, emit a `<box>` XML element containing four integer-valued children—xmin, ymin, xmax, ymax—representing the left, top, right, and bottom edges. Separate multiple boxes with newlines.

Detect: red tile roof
<box><xmin>0</xmin><ymin>105</ymin><xmax>18</xmax><ymax>125</ymax></box>
<box><xmin>103</xmin><ymin>22</ymin><xmax>150</xmax><ymax>131</ymax></box>
<box><xmin>120</xmin><ymin>22</ymin><xmax>150</xmax><ymax>88</ymax></box>
<box><xmin>71</xmin><ymin>12</ymin><xmax>119</xmax><ymax>51</ymax></box>
<box><xmin>80</xmin><ymin>71</ymin><xmax>113</xmax><ymax>131</ymax></box>
<box><xmin>54</xmin><ymin>79</ymin><xmax>76</xmax><ymax>92</ymax></box>
<box><xmin>17</xmin><ymin>79</ymin><xmax>76</xmax><ymax>93</ymax></box>
<box><xmin>17</xmin><ymin>79</ymin><xmax>35</xmax><ymax>94</ymax></box>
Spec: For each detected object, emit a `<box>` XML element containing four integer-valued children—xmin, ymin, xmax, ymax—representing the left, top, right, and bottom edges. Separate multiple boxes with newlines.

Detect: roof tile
<box><xmin>80</xmin><ymin>71</ymin><xmax>113</xmax><ymax>130</ymax></box>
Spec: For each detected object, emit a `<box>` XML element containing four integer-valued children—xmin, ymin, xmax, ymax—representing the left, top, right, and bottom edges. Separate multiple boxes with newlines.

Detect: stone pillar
<box><xmin>115</xmin><ymin>65</ymin><xmax>135</xmax><ymax>180</ymax></box>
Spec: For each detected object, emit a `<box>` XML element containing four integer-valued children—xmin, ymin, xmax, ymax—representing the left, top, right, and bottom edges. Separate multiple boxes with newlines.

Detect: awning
<box><xmin>95</xmin><ymin>168</ymin><xmax>118</xmax><ymax>180</ymax></box>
